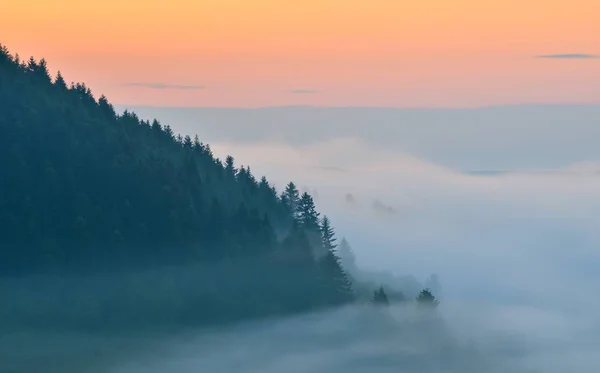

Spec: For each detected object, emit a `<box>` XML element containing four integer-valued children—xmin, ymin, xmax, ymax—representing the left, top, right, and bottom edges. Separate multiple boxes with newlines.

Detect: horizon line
<box><xmin>113</xmin><ymin>102</ymin><xmax>600</xmax><ymax>110</ymax></box>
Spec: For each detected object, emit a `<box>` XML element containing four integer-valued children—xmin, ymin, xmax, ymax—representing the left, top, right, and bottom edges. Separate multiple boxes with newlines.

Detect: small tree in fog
<box><xmin>337</xmin><ymin>237</ymin><xmax>356</xmax><ymax>271</ymax></box>
<box><xmin>371</xmin><ymin>286</ymin><xmax>390</xmax><ymax>306</ymax></box>
<box><xmin>416</xmin><ymin>288</ymin><xmax>439</xmax><ymax>308</ymax></box>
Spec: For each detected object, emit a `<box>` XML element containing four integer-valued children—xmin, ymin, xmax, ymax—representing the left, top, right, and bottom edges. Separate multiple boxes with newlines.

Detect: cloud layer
<box><xmin>119</xmin><ymin>105</ymin><xmax>600</xmax><ymax>172</ymax></box>
<box><xmin>123</xmin><ymin>82</ymin><xmax>207</xmax><ymax>90</ymax></box>
<box><xmin>5</xmin><ymin>302</ymin><xmax>599</xmax><ymax>373</ymax></box>
<box><xmin>535</xmin><ymin>54</ymin><xmax>598</xmax><ymax>59</ymax></box>
<box><xmin>208</xmin><ymin>136</ymin><xmax>600</xmax><ymax>309</ymax></box>
<box><xmin>289</xmin><ymin>89</ymin><xmax>321</xmax><ymax>94</ymax></box>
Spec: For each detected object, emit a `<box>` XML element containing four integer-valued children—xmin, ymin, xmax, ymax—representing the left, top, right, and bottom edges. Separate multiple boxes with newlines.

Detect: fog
<box><xmin>205</xmin><ymin>136</ymin><xmax>600</xmax><ymax>308</ymax></box>
<box><xmin>102</xmin><ymin>304</ymin><xmax>600</xmax><ymax>373</ymax></box>
<box><xmin>4</xmin><ymin>302</ymin><xmax>600</xmax><ymax>372</ymax></box>
<box><xmin>185</xmin><ymin>105</ymin><xmax>600</xmax><ymax>371</ymax></box>
<box><xmin>5</xmin><ymin>105</ymin><xmax>600</xmax><ymax>372</ymax></box>
<box><xmin>118</xmin><ymin>104</ymin><xmax>600</xmax><ymax>171</ymax></box>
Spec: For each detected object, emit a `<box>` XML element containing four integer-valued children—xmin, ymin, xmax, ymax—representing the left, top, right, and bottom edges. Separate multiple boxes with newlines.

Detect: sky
<box><xmin>4</xmin><ymin>3</ymin><xmax>600</xmax><ymax>371</ymax></box>
<box><xmin>2</xmin><ymin>0</ymin><xmax>599</xmax><ymax>107</ymax></box>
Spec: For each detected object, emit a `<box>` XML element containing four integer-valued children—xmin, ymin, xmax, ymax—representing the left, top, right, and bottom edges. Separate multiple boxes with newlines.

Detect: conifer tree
<box><xmin>54</xmin><ymin>71</ymin><xmax>67</xmax><ymax>90</ymax></box>
<box><xmin>151</xmin><ymin>118</ymin><xmax>162</xmax><ymax>133</ymax></box>
<box><xmin>225</xmin><ymin>155</ymin><xmax>236</xmax><ymax>177</ymax></box>
<box><xmin>163</xmin><ymin>124</ymin><xmax>174</xmax><ymax>139</ymax></box>
<box><xmin>298</xmin><ymin>192</ymin><xmax>320</xmax><ymax>231</ymax></box>
<box><xmin>26</xmin><ymin>56</ymin><xmax>37</xmax><ymax>73</ymax></box>
<box><xmin>319</xmin><ymin>249</ymin><xmax>354</xmax><ymax>303</ymax></box>
<box><xmin>258</xmin><ymin>176</ymin><xmax>269</xmax><ymax>190</ymax></box>
<box><xmin>98</xmin><ymin>95</ymin><xmax>116</xmax><ymax>119</ymax></box>
<box><xmin>183</xmin><ymin>135</ymin><xmax>193</xmax><ymax>149</ymax></box>
<box><xmin>193</xmin><ymin>135</ymin><xmax>202</xmax><ymax>152</ymax></box>
<box><xmin>337</xmin><ymin>237</ymin><xmax>357</xmax><ymax>271</ymax></box>
<box><xmin>320</xmin><ymin>215</ymin><xmax>336</xmax><ymax>251</ymax></box>
<box><xmin>281</xmin><ymin>182</ymin><xmax>301</xmax><ymax>220</ymax></box>
<box><xmin>416</xmin><ymin>288</ymin><xmax>439</xmax><ymax>308</ymax></box>
<box><xmin>371</xmin><ymin>286</ymin><xmax>390</xmax><ymax>306</ymax></box>
<box><xmin>0</xmin><ymin>44</ymin><xmax>10</xmax><ymax>63</ymax></box>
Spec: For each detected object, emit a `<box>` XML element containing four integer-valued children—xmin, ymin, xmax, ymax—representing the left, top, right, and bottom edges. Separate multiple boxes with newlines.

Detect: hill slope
<box><xmin>0</xmin><ymin>44</ymin><xmax>353</xmax><ymax>329</ymax></box>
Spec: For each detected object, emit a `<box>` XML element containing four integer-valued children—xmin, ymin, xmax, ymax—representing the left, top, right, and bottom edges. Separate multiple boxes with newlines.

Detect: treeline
<box><xmin>0</xmin><ymin>44</ymin><xmax>356</xmax><ymax>327</ymax></box>
<box><xmin>0</xmin><ymin>44</ymin><xmax>436</xmax><ymax>329</ymax></box>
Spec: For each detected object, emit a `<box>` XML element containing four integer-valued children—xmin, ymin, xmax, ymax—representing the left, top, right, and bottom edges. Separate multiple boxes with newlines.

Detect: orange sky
<box><xmin>2</xmin><ymin>0</ymin><xmax>599</xmax><ymax>107</ymax></box>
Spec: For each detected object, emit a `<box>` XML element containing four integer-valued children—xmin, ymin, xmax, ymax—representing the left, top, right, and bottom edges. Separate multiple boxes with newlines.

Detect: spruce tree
<box><xmin>258</xmin><ymin>176</ymin><xmax>269</xmax><ymax>190</ymax></box>
<box><xmin>281</xmin><ymin>182</ymin><xmax>301</xmax><ymax>220</ymax></box>
<box><xmin>416</xmin><ymin>288</ymin><xmax>439</xmax><ymax>308</ymax></box>
<box><xmin>320</xmin><ymin>215</ymin><xmax>336</xmax><ymax>251</ymax></box>
<box><xmin>371</xmin><ymin>286</ymin><xmax>390</xmax><ymax>306</ymax></box>
<box><xmin>163</xmin><ymin>124</ymin><xmax>174</xmax><ymax>139</ymax></box>
<box><xmin>151</xmin><ymin>118</ymin><xmax>162</xmax><ymax>133</ymax></box>
<box><xmin>183</xmin><ymin>135</ymin><xmax>193</xmax><ymax>149</ymax></box>
<box><xmin>319</xmin><ymin>249</ymin><xmax>354</xmax><ymax>303</ymax></box>
<box><xmin>54</xmin><ymin>71</ymin><xmax>67</xmax><ymax>90</ymax></box>
<box><xmin>298</xmin><ymin>192</ymin><xmax>320</xmax><ymax>231</ymax></box>
<box><xmin>98</xmin><ymin>95</ymin><xmax>116</xmax><ymax>119</ymax></box>
<box><xmin>26</xmin><ymin>56</ymin><xmax>37</xmax><ymax>73</ymax></box>
<box><xmin>225</xmin><ymin>155</ymin><xmax>236</xmax><ymax>178</ymax></box>
<box><xmin>36</xmin><ymin>58</ymin><xmax>51</xmax><ymax>82</ymax></box>
<box><xmin>337</xmin><ymin>237</ymin><xmax>357</xmax><ymax>272</ymax></box>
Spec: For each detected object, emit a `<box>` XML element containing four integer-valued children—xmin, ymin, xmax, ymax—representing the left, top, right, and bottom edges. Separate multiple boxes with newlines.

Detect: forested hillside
<box><xmin>0</xmin><ymin>44</ymin><xmax>355</xmax><ymax>328</ymax></box>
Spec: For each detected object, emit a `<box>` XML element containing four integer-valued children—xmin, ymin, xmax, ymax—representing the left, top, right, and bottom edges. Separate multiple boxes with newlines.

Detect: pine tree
<box><xmin>281</xmin><ymin>182</ymin><xmax>301</xmax><ymax>220</ymax></box>
<box><xmin>26</xmin><ymin>56</ymin><xmax>37</xmax><ymax>73</ymax></box>
<box><xmin>319</xmin><ymin>249</ymin><xmax>354</xmax><ymax>303</ymax></box>
<box><xmin>416</xmin><ymin>288</ymin><xmax>439</xmax><ymax>308</ymax></box>
<box><xmin>14</xmin><ymin>53</ymin><xmax>22</xmax><ymax>67</ymax></box>
<box><xmin>371</xmin><ymin>286</ymin><xmax>390</xmax><ymax>306</ymax></box>
<box><xmin>337</xmin><ymin>237</ymin><xmax>356</xmax><ymax>272</ymax></box>
<box><xmin>98</xmin><ymin>95</ymin><xmax>116</xmax><ymax>119</ymax></box>
<box><xmin>151</xmin><ymin>118</ymin><xmax>162</xmax><ymax>133</ymax></box>
<box><xmin>183</xmin><ymin>135</ymin><xmax>193</xmax><ymax>149</ymax></box>
<box><xmin>0</xmin><ymin>43</ymin><xmax>10</xmax><ymax>64</ymax></box>
<box><xmin>225</xmin><ymin>155</ymin><xmax>236</xmax><ymax>177</ymax></box>
<box><xmin>163</xmin><ymin>124</ymin><xmax>174</xmax><ymax>139</ymax></box>
<box><xmin>25</xmin><ymin>57</ymin><xmax>51</xmax><ymax>83</ymax></box>
<box><xmin>193</xmin><ymin>135</ymin><xmax>203</xmax><ymax>153</ymax></box>
<box><xmin>258</xmin><ymin>176</ymin><xmax>269</xmax><ymax>190</ymax></box>
<box><xmin>54</xmin><ymin>71</ymin><xmax>67</xmax><ymax>90</ymax></box>
<box><xmin>320</xmin><ymin>215</ymin><xmax>336</xmax><ymax>251</ymax></box>
<box><xmin>298</xmin><ymin>192</ymin><xmax>320</xmax><ymax>231</ymax></box>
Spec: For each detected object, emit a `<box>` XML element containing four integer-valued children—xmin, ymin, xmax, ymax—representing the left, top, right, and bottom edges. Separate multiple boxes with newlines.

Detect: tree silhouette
<box><xmin>281</xmin><ymin>182</ymin><xmax>300</xmax><ymax>220</ymax></box>
<box><xmin>371</xmin><ymin>286</ymin><xmax>390</xmax><ymax>306</ymax></box>
<box><xmin>298</xmin><ymin>192</ymin><xmax>320</xmax><ymax>231</ymax></box>
<box><xmin>320</xmin><ymin>215</ymin><xmax>336</xmax><ymax>251</ymax></box>
<box><xmin>416</xmin><ymin>288</ymin><xmax>440</xmax><ymax>308</ymax></box>
<box><xmin>0</xmin><ymin>45</ymin><xmax>359</xmax><ymax>328</ymax></box>
<box><xmin>337</xmin><ymin>237</ymin><xmax>357</xmax><ymax>271</ymax></box>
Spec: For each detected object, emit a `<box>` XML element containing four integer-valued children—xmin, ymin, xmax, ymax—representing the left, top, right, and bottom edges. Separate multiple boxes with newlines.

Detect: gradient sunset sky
<box><xmin>2</xmin><ymin>0</ymin><xmax>599</xmax><ymax>107</ymax></box>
